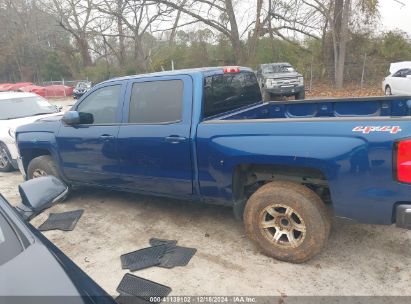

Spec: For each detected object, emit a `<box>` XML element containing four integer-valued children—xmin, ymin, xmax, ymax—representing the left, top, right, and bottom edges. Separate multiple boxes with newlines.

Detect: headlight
<box><xmin>298</xmin><ymin>76</ymin><xmax>304</xmax><ymax>85</ymax></box>
<box><xmin>8</xmin><ymin>128</ymin><xmax>16</xmax><ymax>139</ymax></box>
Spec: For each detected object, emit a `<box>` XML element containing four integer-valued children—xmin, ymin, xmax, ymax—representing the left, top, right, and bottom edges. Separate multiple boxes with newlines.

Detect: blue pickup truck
<box><xmin>15</xmin><ymin>66</ymin><xmax>411</xmax><ymax>263</ymax></box>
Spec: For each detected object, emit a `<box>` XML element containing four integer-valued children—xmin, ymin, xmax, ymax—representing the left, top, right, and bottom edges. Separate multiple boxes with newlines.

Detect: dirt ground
<box><xmin>2</xmin><ymin>169</ymin><xmax>411</xmax><ymax>297</ymax></box>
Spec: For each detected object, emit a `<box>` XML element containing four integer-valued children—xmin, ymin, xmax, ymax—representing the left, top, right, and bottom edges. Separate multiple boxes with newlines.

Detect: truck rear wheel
<box><xmin>27</xmin><ymin>155</ymin><xmax>60</xmax><ymax>180</ymax></box>
<box><xmin>244</xmin><ymin>181</ymin><xmax>331</xmax><ymax>263</ymax></box>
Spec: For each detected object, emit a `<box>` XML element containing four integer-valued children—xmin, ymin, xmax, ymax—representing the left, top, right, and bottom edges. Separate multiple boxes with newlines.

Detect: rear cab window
<box><xmin>203</xmin><ymin>70</ymin><xmax>262</xmax><ymax>119</ymax></box>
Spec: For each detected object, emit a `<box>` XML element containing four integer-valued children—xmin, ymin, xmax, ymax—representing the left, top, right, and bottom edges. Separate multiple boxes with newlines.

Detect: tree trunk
<box><xmin>117</xmin><ymin>0</ymin><xmax>125</xmax><ymax>66</ymax></box>
<box><xmin>133</xmin><ymin>34</ymin><xmax>148</xmax><ymax>73</ymax></box>
<box><xmin>224</xmin><ymin>0</ymin><xmax>245</xmax><ymax>64</ymax></box>
<box><xmin>77</xmin><ymin>36</ymin><xmax>93</xmax><ymax>67</ymax></box>
<box><xmin>169</xmin><ymin>5</ymin><xmax>183</xmax><ymax>45</ymax></box>
<box><xmin>247</xmin><ymin>0</ymin><xmax>263</xmax><ymax>62</ymax></box>
<box><xmin>334</xmin><ymin>0</ymin><xmax>350</xmax><ymax>88</ymax></box>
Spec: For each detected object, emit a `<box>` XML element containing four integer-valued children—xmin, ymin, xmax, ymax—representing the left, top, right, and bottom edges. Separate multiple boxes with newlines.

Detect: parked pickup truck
<box><xmin>15</xmin><ymin>66</ymin><xmax>411</xmax><ymax>263</ymax></box>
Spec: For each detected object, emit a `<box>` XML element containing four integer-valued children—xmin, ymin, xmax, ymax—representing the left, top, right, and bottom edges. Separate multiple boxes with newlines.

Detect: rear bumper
<box><xmin>265</xmin><ymin>85</ymin><xmax>304</xmax><ymax>96</ymax></box>
<box><xmin>396</xmin><ymin>204</ymin><xmax>411</xmax><ymax>229</ymax></box>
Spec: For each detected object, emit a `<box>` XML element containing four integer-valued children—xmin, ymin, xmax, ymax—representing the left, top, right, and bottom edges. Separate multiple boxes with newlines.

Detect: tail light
<box><xmin>223</xmin><ymin>66</ymin><xmax>240</xmax><ymax>73</ymax></box>
<box><xmin>396</xmin><ymin>139</ymin><xmax>411</xmax><ymax>183</ymax></box>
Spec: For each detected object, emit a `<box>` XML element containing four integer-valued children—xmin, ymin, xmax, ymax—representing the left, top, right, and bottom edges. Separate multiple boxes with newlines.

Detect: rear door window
<box><xmin>129</xmin><ymin>80</ymin><xmax>183</xmax><ymax>124</ymax></box>
<box><xmin>203</xmin><ymin>72</ymin><xmax>261</xmax><ymax>118</ymax></box>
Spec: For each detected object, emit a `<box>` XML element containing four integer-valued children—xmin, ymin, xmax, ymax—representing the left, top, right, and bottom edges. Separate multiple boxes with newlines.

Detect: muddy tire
<box><xmin>262</xmin><ymin>89</ymin><xmax>271</xmax><ymax>102</ymax></box>
<box><xmin>295</xmin><ymin>90</ymin><xmax>305</xmax><ymax>100</ymax></box>
<box><xmin>0</xmin><ymin>143</ymin><xmax>14</xmax><ymax>172</ymax></box>
<box><xmin>27</xmin><ymin>155</ymin><xmax>60</xmax><ymax>180</ymax></box>
<box><xmin>244</xmin><ymin>181</ymin><xmax>331</xmax><ymax>263</ymax></box>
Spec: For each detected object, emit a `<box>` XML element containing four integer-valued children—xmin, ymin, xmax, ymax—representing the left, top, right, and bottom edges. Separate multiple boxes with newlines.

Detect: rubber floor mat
<box><xmin>38</xmin><ymin>210</ymin><xmax>84</xmax><ymax>232</ymax></box>
<box><xmin>149</xmin><ymin>238</ymin><xmax>177</xmax><ymax>247</ymax></box>
<box><xmin>158</xmin><ymin>246</ymin><xmax>197</xmax><ymax>268</ymax></box>
<box><xmin>116</xmin><ymin>273</ymin><xmax>171</xmax><ymax>302</ymax></box>
<box><xmin>121</xmin><ymin>244</ymin><xmax>171</xmax><ymax>271</ymax></box>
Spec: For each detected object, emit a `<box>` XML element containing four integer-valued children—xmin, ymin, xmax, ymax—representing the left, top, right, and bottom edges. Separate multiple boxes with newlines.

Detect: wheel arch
<box><xmin>20</xmin><ymin>147</ymin><xmax>52</xmax><ymax>172</ymax></box>
<box><xmin>232</xmin><ymin>163</ymin><xmax>330</xmax><ymax>219</ymax></box>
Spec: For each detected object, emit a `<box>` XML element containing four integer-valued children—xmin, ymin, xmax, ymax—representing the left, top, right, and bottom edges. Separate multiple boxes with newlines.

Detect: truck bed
<box><xmin>216</xmin><ymin>96</ymin><xmax>411</xmax><ymax>121</ymax></box>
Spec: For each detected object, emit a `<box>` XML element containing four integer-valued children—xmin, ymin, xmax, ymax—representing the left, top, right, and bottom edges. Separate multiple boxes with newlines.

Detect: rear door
<box><xmin>116</xmin><ymin>75</ymin><xmax>194</xmax><ymax>198</ymax></box>
<box><xmin>391</xmin><ymin>69</ymin><xmax>408</xmax><ymax>94</ymax></box>
<box><xmin>56</xmin><ymin>81</ymin><xmax>125</xmax><ymax>184</ymax></box>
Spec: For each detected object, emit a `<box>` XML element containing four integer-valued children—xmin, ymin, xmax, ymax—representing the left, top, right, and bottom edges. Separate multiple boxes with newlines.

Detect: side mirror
<box><xmin>14</xmin><ymin>176</ymin><xmax>68</xmax><ymax>220</ymax></box>
<box><xmin>62</xmin><ymin>111</ymin><xmax>80</xmax><ymax>125</ymax></box>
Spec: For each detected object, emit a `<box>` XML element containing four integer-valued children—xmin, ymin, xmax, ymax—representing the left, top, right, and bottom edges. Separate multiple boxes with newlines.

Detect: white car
<box><xmin>0</xmin><ymin>92</ymin><xmax>61</xmax><ymax>172</ymax></box>
<box><xmin>382</xmin><ymin>62</ymin><xmax>411</xmax><ymax>95</ymax></box>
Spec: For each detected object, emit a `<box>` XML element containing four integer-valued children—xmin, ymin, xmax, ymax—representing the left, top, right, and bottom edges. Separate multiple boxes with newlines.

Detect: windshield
<box><xmin>0</xmin><ymin>96</ymin><xmax>57</xmax><ymax>120</ymax></box>
<box><xmin>76</xmin><ymin>82</ymin><xmax>91</xmax><ymax>90</ymax></box>
<box><xmin>262</xmin><ymin>64</ymin><xmax>296</xmax><ymax>74</ymax></box>
<box><xmin>203</xmin><ymin>71</ymin><xmax>262</xmax><ymax>118</ymax></box>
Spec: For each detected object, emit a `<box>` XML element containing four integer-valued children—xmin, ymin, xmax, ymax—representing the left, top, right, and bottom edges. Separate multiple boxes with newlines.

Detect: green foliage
<box><xmin>40</xmin><ymin>52</ymin><xmax>72</xmax><ymax>81</ymax></box>
<box><xmin>377</xmin><ymin>31</ymin><xmax>411</xmax><ymax>62</ymax></box>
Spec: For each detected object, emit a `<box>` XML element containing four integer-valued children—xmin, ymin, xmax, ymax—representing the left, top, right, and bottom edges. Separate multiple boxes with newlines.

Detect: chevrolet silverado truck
<box><xmin>15</xmin><ymin>66</ymin><xmax>411</xmax><ymax>263</ymax></box>
<box><xmin>256</xmin><ymin>62</ymin><xmax>305</xmax><ymax>101</ymax></box>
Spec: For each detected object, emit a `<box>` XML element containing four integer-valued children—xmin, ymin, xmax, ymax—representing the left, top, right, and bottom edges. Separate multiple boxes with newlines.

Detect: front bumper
<box><xmin>265</xmin><ymin>85</ymin><xmax>305</xmax><ymax>96</ymax></box>
<box><xmin>17</xmin><ymin>156</ymin><xmax>26</xmax><ymax>179</ymax></box>
<box><xmin>396</xmin><ymin>204</ymin><xmax>411</xmax><ymax>229</ymax></box>
<box><xmin>2</xmin><ymin>140</ymin><xmax>19</xmax><ymax>169</ymax></box>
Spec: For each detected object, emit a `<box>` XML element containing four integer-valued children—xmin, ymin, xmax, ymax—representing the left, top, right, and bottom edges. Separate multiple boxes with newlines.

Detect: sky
<box><xmin>379</xmin><ymin>0</ymin><xmax>411</xmax><ymax>35</ymax></box>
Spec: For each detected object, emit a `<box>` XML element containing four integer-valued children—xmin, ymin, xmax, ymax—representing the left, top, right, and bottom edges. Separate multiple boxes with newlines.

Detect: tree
<box><xmin>42</xmin><ymin>0</ymin><xmax>96</xmax><ymax>67</ymax></box>
<box><xmin>96</xmin><ymin>0</ymin><xmax>174</xmax><ymax>73</ymax></box>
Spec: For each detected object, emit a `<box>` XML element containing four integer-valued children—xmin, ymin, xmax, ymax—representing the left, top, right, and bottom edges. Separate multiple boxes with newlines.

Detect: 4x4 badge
<box><xmin>353</xmin><ymin>126</ymin><xmax>402</xmax><ymax>134</ymax></box>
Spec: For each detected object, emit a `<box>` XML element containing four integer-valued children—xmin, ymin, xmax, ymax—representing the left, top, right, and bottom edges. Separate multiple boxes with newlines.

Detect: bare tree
<box><xmin>96</xmin><ymin>0</ymin><xmax>173</xmax><ymax>72</ymax></box>
<box><xmin>41</xmin><ymin>0</ymin><xmax>97</xmax><ymax>67</ymax></box>
<box><xmin>268</xmin><ymin>0</ymin><xmax>379</xmax><ymax>88</ymax></box>
<box><xmin>156</xmin><ymin>0</ymin><xmax>247</xmax><ymax>64</ymax></box>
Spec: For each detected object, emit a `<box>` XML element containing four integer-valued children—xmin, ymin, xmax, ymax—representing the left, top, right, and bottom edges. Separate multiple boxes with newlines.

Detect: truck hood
<box><xmin>263</xmin><ymin>72</ymin><xmax>302</xmax><ymax>79</ymax></box>
<box><xmin>15</xmin><ymin>114</ymin><xmax>63</xmax><ymax>134</ymax></box>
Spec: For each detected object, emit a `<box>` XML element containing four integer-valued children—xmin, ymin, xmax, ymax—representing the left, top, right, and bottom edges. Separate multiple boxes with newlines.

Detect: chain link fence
<box><xmin>299</xmin><ymin>59</ymin><xmax>390</xmax><ymax>94</ymax></box>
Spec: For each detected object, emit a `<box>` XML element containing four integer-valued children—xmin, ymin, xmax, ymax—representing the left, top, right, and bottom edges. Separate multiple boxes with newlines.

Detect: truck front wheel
<box><xmin>27</xmin><ymin>155</ymin><xmax>60</xmax><ymax>180</ymax></box>
<box><xmin>244</xmin><ymin>181</ymin><xmax>331</xmax><ymax>263</ymax></box>
<box><xmin>295</xmin><ymin>90</ymin><xmax>305</xmax><ymax>100</ymax></box>
<box><xmin>262</xmin><ymin>90</ymin><xmax>271</xmax><ymax>102</ymax></box>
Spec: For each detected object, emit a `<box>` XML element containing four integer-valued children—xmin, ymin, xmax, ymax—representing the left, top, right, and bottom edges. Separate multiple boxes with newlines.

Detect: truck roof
<box><xmin>101</xmin><ymin>66</ymin><xmax>254</xmax><ymax>84</ymax></box>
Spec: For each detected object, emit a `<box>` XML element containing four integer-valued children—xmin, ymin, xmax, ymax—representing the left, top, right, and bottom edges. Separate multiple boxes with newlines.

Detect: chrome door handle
<box><xmin>100</xmin><ymin>134</ymin><xmax>115</xmax><ymax>140</ymax></box>
<box><xmin>165</xmin><ymin>136</ymin><xmax>186</xmax><ymax>144</ymax></box>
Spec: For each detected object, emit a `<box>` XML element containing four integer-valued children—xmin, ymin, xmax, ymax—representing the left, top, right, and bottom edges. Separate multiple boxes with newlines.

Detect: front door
<box><xmin>116</xmin><ymin>75</ymin><xmax>193</xmax><ymax>198</ymax></box>
<box><xmin>56</xmin><ymin>82</ymin><xmax>125</xmax><ymax>185</ymax></box>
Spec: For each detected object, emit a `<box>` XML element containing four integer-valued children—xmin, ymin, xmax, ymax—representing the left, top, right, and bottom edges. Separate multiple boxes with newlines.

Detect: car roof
<box><xmin>0</xmin><ymin>91</ymin><xmax>38</xmax><ymax>100</ymax></box>
<box><xmin>101</xmin><ymin>66</ymin><xmax>253</xmax><ymax>85</ymax></box>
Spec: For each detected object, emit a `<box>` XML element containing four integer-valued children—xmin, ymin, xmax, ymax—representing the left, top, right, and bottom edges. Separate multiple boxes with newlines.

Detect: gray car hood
<box><xmin>263</xmin><ymin>72</ymin><xmax>301</xmax><ymax>79</ymax></box>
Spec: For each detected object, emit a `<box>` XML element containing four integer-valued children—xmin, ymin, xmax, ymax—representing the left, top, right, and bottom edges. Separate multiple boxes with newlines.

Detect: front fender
<box><xmin>16</xmin><ymin>131</ymin><xmax>66</xmax><ymax>180</ymax></box>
